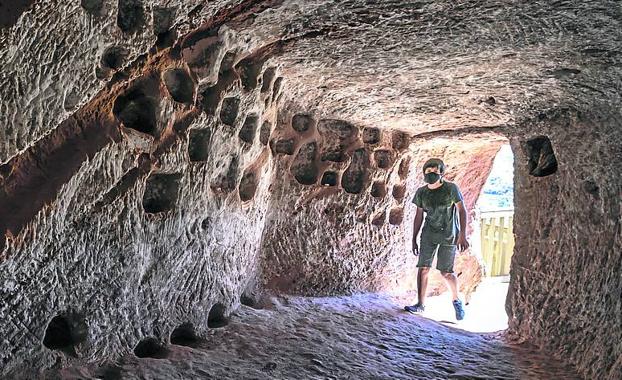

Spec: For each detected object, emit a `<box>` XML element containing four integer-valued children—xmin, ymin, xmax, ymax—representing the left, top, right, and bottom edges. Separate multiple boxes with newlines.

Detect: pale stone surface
<box><xmin>0</xmin><ymin>0</ymin><xmax>244</xmax><ymax>162</ymax></box>
<box><xmin>0</xmin><ymin>3</ymin><xmax>284</xmax><ymax>372</ymax></box>
<box><xmin>418</xmin><ymin>276</ymin><xmax>511</xmax><ymax>333</ymax></box>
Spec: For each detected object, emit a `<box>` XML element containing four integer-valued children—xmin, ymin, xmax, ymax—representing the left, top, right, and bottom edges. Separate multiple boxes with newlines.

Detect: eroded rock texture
<box><xmin>507</xmin><ymin>109</ymin><xmax>622</xmax><ymax>379</ymax></box>
<box><xmin>0</xmin><ymin>1</ymin><xmax>283</xmax><ymax>374</ymax></box>
<box><xmin>0</xmin><ymin>0</ymin><xmax>621</xmax><ymax>378</ymax></box>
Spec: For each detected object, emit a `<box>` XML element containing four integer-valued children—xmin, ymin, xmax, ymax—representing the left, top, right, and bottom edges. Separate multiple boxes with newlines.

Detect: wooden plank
<box><xmin>490</xmin><ymin>217</ymin><xmax>498</xmax><ymax>275</ymax></box>
<box><xmin>497</xmin><ymin>216</ymin><xmax>505</xmax><ymax>276</ymax></box>
<box><xmin>487</xmin><ymin>218</ymin><xmax>494</xmax><ymax>275</ymax></box>
<box><xmin>483</xmin><ymin>217</ymin><xmax>492</xmax><ymax>276</ymax></box>
<box><xmin>480</xmin><ymin>214</ymin><xmax>514</xmax><ymax>276</ymax></box>
<box><xmin>505</xmin><ymin>216</ymin><xmax>515</xmax><ymax>274</ymax></box>
<box><xmin>480</xmin><ymin>213</ymin><xmax>516</xmax><ymax>277</ymax></box>
<box><xmin>492</xmin><ymin>217</ymin><xmax>501</xmax><ymax>276</ymax></box>
<box><xmin>480</xmin><ymin>218</ymin><xmax>490</xmax><ymax>277</ymax></box>
<box><xmin>502</xmin><ymin>219</ymin><xmax>506</xmax><ymax>274</ymax></box>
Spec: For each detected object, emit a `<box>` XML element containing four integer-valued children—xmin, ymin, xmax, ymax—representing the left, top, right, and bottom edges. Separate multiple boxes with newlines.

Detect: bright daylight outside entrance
<box><xmin>419</xmin><ymin>144</ymin><xmax>515</xmax><ymax>333</ymax></box>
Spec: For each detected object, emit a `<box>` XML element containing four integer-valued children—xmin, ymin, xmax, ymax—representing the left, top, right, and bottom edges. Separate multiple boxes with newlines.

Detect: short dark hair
<box><xmin>422</xmin><ymin>158</ymin><xmax>446</xmax><ymax>174</ymax></box>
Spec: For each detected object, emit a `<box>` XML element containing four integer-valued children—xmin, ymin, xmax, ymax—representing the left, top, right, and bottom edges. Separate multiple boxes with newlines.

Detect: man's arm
<box><xmin>455</xmin><ymin>201</ymin><xmax>470</xmax><ymax>252</ymax></box>
<box><xmin>412</xmin><ymin>207</ymin><xmax>424</xmax><ymax>255</ymax></box>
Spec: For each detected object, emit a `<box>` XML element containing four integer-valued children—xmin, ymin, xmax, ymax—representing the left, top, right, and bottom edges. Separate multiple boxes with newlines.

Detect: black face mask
<box><xmin>424</xmin><ymin>172</ymin><xmax>441</xmax><ymax>184</ymax></box>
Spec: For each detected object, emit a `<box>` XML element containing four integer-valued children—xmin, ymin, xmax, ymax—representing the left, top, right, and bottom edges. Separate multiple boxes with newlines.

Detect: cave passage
<box><xmin>1</xmin><ymin>0</ymin><xmax>618</xmax><ymax>379</ymax></box>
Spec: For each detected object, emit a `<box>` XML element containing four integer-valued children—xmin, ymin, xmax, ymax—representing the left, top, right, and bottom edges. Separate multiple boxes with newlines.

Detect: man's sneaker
<box><xmin>404</xmin><ymin>303</ymin><xmax>425</xmax><ymax>313</ymax></box>
<box><xmin>452</xmin><ymin>299</ymin><xmax>465</xmax><ymax>320</ymax></box>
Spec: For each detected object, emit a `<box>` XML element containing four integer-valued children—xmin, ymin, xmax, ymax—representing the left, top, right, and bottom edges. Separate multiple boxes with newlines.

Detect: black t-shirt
<box><xmin>412</xmin><ymin>181</ymin><xmax>464</xmax><ymax>244</ymax></box>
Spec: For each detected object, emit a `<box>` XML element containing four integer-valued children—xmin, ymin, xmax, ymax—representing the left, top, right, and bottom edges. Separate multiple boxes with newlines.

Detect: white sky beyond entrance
<box><xmin>478</xmin><ymin>144</ymin><xmax>514</xmax><ymax>212</ymax></box>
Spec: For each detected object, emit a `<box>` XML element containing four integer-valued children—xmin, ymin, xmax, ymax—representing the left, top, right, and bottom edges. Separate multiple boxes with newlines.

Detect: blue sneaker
<box><xmin>404</xmin><ymin>303</ymin><xmax>425</xmax><ymax>313</ymax></box>
<box><xmin>452</xmin><ymin>300</ymin><xmax>465</xmax><ymax>320</ymax></box>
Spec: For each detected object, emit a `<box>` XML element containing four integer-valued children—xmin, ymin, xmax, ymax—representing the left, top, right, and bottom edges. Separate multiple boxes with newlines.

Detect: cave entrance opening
<box><xmin>477</xmin><ymin>144</ymin><xmax>515</xmax><ymax>277</ymax></box>
<box><xmin>467</xmin><ymin>143</ymin><xmax>514</xmax><ymax>332</ymax></box>
<box><xmin>417</xmin><ymin>143</ymin><xmax>514</xmax><ymax>333</ymax></box>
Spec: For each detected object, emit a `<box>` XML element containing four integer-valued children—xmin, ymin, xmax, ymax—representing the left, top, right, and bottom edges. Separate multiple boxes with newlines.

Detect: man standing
<box><xmin>404</xmin><ymin>158</ymin><xmax>469</xmax><ymax>320</ymax></box>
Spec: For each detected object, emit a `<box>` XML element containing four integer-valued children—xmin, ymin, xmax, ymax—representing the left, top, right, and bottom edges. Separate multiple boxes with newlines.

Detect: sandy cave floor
<box><xmin>40</xmin><ymin>290</ymin><xmax>581</xmax><ymax>380</ymax></box>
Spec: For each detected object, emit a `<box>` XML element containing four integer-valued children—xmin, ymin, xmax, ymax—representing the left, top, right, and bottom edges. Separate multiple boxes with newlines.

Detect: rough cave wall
<box><xmin>260</xmin><ymin>106</ymin><xmax>417</xmax><ymax>295</ymax></box>
<box><xmin>0</xmin><ymin>0</ymin><xmax>243</xmax><ymax>163</ymax></box>
<box><xmin>507</xmin><ymin>108</ymin><xmax>622</xmax><ymax>379</ymax></box>
<box><xmin>0</xmin><ymin>1</ymin><xmax>287</xmax><ymax>374</ymax></box>
<box><xmin>260</xmin><ymin>108</ymin><xmax>504</xmax><ymax>297</ymax></box>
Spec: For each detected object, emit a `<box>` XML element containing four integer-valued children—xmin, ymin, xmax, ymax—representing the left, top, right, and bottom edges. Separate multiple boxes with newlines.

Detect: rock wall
<box><xmin>0</xmin><ymin>0</ymin><xmax>243</xmax><ymax>163</ymax></box>
<box><xmin>0</xmin><ymin>55</ymin><xmax>500</xmax><ymax>379</ymax></box>
<box><xmin>0</xmin><ymin>3</ymin><xmax>287</xmax><ymax>374</ymax></box>
<box><xmin>260</xmin><ymin>107</ymin><xmax>418</xmax><ymax>295</ymax></box>
<box><xmin>507</xmin><ymin>108</ymin><xmax>622</xmax><ymax>379</ymax></box>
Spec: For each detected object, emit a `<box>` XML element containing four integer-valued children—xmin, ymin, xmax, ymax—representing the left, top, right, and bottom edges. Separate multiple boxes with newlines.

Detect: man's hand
<box><xmin>456</xmin><ymin>233</ymin><xmax>470</xmax><ymax>252</ymax></box>
<box><xmin>412</xmin><ymin>240</ymin><xmax>420</xmax><ymax>256</ymax></box>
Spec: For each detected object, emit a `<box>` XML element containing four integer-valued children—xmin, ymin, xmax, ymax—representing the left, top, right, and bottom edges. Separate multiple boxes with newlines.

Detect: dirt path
<box><xmin>42</xmin><ymin>293</ymin><xmax>580</xmax><ymax>380</ymax></box>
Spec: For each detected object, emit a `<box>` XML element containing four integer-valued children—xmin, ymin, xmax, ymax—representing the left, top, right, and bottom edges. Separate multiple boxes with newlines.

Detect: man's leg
<box><xmin>416</xmin><ymin>237</ymin><xmax>438</xmax><ymax>306</ymax></box>
<box><xmin>417</xmin><ymin>267</ymin><xmax>431</xmax><ymax>305</ymax></box>
<box><xmin>405</xmin><ymin>237</ymin><xmax>437</xmax><ymax>312</ymax></box>
<box><xmin>437</xmin><ymin>244</ymin><xmax>465</xmax><ymax>320</ymax></box>
<box><xmin>441</xmin><ymin>271</ymin><xmax>459</xmax><ymax>301</ymax></box>
<box><xmin>437</xmin><ymin>244</ymin><xmax>458</xmax><ymax>299</ymax></box>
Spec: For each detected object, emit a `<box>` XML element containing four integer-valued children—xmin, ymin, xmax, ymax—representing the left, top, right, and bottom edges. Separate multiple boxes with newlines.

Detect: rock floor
<box><xmin>42</xmin><ymin>293</ymin><xmax>580</xmax><ymax>380</ymax></box>
<box><xmin>421</xmin><ymin>276</ymin><xmax>511</xmax><ymax>333</ymax></box>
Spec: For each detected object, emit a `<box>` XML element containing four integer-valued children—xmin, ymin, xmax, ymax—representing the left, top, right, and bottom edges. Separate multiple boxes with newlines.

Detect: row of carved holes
<box><xmin>42</xmin><ymin>303</ymin><xmax>228</xmax><ymax>358</ymax></box>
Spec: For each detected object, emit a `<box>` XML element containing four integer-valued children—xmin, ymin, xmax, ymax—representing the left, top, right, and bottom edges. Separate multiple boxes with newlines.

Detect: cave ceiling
<box><xmin>243</xmin><ymin>0</ymin><xmax>622</xmax><ymax>132</ymax></box>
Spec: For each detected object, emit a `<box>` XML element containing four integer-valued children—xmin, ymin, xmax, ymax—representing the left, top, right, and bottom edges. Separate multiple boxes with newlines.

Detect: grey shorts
<box><xmin>416</xmin><ymin>236</ymin><xmax>457</xmax><ymax>273</ymax></box>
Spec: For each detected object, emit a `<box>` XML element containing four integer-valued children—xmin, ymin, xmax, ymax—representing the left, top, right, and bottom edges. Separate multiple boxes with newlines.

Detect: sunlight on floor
<box><xmin>419</xmin><ymin>277</ymin><xmax>510</xmax><ymax>333</ymax></box>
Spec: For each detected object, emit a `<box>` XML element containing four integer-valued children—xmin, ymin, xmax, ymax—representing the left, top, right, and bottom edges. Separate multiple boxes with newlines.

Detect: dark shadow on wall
<box><xmin>42</xmin><ymin>312</ymin><xmax>88</xmax><ymax>356</ymax></box>
<box><xmin>0</xmin><ymin>0</ymin><xmax>36</xmax><ymax>29</ymax></box>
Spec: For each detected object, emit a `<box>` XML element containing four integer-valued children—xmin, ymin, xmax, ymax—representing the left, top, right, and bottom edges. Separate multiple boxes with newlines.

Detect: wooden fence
<box><xmin>480</xmin><ymin>209</ymin><xmax>515</xmax><ymax>277</ymax></box>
